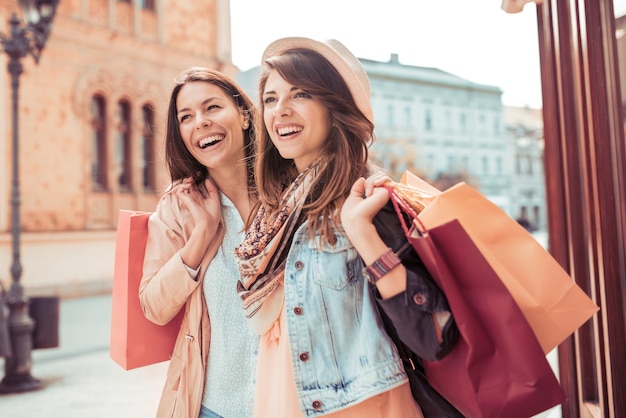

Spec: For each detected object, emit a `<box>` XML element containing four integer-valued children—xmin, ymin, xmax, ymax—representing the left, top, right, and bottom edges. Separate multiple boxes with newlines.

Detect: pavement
<box><xmin>0</xmin><ymin>294</ymin><xmax>563</xmax><ymax>418</ymax></box>
<box><xmin>0</xmin><ymin>294</ymin><xmax>167</xmax><ymax>418</ymax></box>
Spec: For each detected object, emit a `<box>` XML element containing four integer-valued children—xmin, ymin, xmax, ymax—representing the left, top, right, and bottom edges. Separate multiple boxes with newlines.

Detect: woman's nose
<box><xmin>274</xmin><ymin>98</ymin><xmax>291</xmax><ymax>117</ymax></box>
<box><xmin>195</xmin><ymin>114</ymin><xmax>211</xmax><ymax>129</ymax></box>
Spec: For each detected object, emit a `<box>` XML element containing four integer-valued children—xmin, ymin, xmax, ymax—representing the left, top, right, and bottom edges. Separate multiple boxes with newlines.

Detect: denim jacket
<box><xmin>282</xmin><ymin>220</ymin><xmax>407</xmax><ymax>417</ymax></box>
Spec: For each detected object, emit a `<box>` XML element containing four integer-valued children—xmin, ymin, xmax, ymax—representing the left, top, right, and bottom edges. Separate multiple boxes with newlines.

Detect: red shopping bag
<box><xmin>397</xmin><ymin>171</ymin><xmax>598</xmax><ymax>354</ymax></box>
<box><xmin>390</xmin><ymin>193</ymin><xmax>565</xmax><ymax>418</ymax></box>
<box><xmin>110</xmin><ymin>210</ymin><xmax>183</xmax><ymax>370</ymax></box>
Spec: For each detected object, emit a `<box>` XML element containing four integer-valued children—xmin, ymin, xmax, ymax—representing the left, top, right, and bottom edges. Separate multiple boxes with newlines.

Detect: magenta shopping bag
<box><xmin>389</xmin><ymin>191</ymin><xmax>565</xmax><ymax>418</ymax></box>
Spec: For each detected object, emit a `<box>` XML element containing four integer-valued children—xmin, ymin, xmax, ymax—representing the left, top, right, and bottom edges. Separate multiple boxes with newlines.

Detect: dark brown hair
<box><xmin>256</xmin><ymin>48</ymin><xmax>375</xmax><ymax>243</ymax></box>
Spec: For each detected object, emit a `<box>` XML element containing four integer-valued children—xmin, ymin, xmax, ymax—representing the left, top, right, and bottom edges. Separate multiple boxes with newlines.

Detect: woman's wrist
<box><xmin>363</xmin><ymin>248</ymin><xmax>402</xmax><ymax>284</ymax></box>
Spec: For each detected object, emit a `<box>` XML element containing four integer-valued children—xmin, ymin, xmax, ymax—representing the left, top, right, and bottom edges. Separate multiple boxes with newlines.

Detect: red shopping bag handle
<box><xmin>384</xmin><ymin>185</ymin><xmax>428</xmax><ymax>238</ymax></box>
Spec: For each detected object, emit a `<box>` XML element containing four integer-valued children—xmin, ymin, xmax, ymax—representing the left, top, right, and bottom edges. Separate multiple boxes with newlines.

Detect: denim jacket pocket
<box><xmin>309</xmin><ymin>234</ymin><xmax>360</xmax><ymax>290</ymax></box>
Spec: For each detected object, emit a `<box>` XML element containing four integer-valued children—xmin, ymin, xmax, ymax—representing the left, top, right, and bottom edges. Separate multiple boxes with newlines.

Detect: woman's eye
<box><xmin>206</xmin><ymin>104</ymin><xmax>220</xmax><ymax>111</ymax></box>
<box><xmin>294</xmin><ymin>91</ymin><xmax>311</xmax><ymax>99</ymax></box>
<box><xmin>179</xmin><ymin>114</ymin><xmax>190</xmax><ymax>123</ymax></box>
<box><xmin>263</xmin><ymin>97</ymin><xmax>276</xmax><ymax>105</ymax></box>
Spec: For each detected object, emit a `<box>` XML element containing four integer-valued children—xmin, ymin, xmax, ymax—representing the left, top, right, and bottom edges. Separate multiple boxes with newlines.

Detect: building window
<box><xmin>479</xmin><ymin>113</ymin><xmax>486</xmax><ymax>132</ymax></box>
<box><xmin>141</xmin><ymin>104</ymin><xmax>156</xmax><ymax>191</ymax></box>
<box><xmin>91</xmin><ymin>95</ymin><xmax>108</xmax><ymax>191</ymax></box>
<box><xmin>387</xmin><ymin>105</ymin><xmax>394</xmax><ymax>127</ymax></box>
<box><xmin>460</xmin><ymin>112</ymin><xmax>467</xmax><ymax>132</ymax></box>
<box><xmin>461</xmin><ymin>155</ymin><xmax>469</xmax><ymax>172</ymax></box>
<box><xmin>116</xmin><ymin>100</ymin><xmax>132</xmax><ymax>191</ymax></box>
<box><xmin>427</xmin><ymin>154</ymin><xmax>435</xmax><ymax>174</ymax></box>
<box><xmin>139</xmin><ymin>0</ymin><xmax>156</xmax><ymax>10</ymax></box>
<box><xmin>482</xmin><ymin>156</ymin><xmax>489</xmax><ymax>174</ymax></box>
<box><xmin>496</xmin><ymin>157</ymin><xmax>503</xmax><ymax>175</ymax></box>
<box><xmin>447</xmin><ymin>155</ymin><xmax>456</xmax><ymax>173</ymax></box>
<box><xmin>425</xmin><ymin>109</ymin><xmax>432</xmax><ymax>131</ymax></box>
<box><xmin>405</xmin><ymin>106</ymin><xmax>412</xmax><ymax>128</ymax></box>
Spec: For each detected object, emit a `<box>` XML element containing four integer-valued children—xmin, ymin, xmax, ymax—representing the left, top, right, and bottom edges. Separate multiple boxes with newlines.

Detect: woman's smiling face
<box><xmin>262</xmin><ymin>70</ymin><xmax>332</xmax><ymax>172</ymax></box>
<box><xmin>176</xmin><ymin>81</ymin><xmax>247</xmax><ymax>170</ymax></box>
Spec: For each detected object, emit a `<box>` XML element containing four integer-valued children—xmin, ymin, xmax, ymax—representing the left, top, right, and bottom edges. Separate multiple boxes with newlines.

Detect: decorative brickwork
<box><xmin>114</xmin><ymin>0</ymin><xmax>133</xmax><ymax>33</ymax></box>
<box><xmin>87</xmin><ymin>0</ymin><xmax>109</xmax><ymax>26</ymax></box>
<box><xmin>0</xmin><ymin>0</ymin><xmax>232</xmax><ymax>291</ymax></box>
<box><xmin>139</xmin><ymin>8</ymin><xmax>157</xmax><ymax>40</ymax></box>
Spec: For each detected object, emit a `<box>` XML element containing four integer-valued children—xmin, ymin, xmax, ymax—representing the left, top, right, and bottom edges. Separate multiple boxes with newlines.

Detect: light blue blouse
<box><xmin>201</xmin><ymin>193</ymin><xmax>258</xmax><ymax>418</ymax></box>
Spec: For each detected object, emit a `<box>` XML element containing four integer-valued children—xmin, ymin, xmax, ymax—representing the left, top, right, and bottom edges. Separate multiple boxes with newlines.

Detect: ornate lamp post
<box><xmin>0</xmin><ymin>0</ymin><xmax>59</xmax><ymax>393</ymax></box>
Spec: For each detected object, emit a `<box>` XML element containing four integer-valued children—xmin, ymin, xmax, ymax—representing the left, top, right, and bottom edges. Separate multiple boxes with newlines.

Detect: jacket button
<box><xmin>299</xmin><ymin>352</ymin><xmax>309</xmax><ymax>361</ymax></box>
<box><xmin>294</xmin><ymin>306</ymin><xmax>303</xmax><ymax>315</ymax></box>
<box><xmin>294</xmin><ymin>261</ymin><xmax>304</xmax><ymax>270</ymax></box>
<box><xmin>312</xmin><ymin>400</ymin><xmax>322</xmax><ymax>410</ymax></box>
<box><xmin>413</xmin><ymin>293</ymin><xmax>427</xmax><ymax>305</ymax></box>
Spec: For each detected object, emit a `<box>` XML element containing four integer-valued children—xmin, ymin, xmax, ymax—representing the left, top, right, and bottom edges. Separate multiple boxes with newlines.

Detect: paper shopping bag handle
<box><xmin>385</xmin><ymin>185</ymin><xmax>428</xmax><ymax>238</ymax></box>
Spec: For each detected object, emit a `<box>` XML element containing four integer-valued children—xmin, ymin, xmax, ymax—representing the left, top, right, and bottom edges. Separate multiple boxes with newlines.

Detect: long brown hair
<box><xmin>255</xmin><ymin>48</ymin><xmax>375</xmax><ymax>243</ymax></box>
<box><xmin>165</xmin><ymin>67</ymin><xmax>257</xmax><ymax>194</ymax></box>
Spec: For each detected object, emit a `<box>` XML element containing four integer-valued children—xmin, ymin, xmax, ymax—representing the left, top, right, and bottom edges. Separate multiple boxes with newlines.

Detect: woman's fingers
<box><xmin>363</xmin><ymin>171</ymin><xmax>392</xmax><ymax>197</ymax></box>
<box><xmin>349</xmin><ymin>177</ymin><xmax>366</xmax><ymax>198</ymax></box>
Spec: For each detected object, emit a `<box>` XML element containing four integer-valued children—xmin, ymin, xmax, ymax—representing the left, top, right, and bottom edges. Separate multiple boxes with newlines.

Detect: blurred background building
<box><xmin>240</xmin><ymin>55</ymin><xmax>545</xmax><ymax>224</ymax></box>
<box><xmin>1</xmin><ymin>0</ymin><xmax>548</xmax><ymax>297</ymax></box>
<box><xmin>505</xmin><ymin>105</ymin><xmax>545</xmax><ymax>231</ymax></box>
<box><xmin>0</xmin><ymin>0</ymin><xmax>234</xmax><ymax>296</ymax></box>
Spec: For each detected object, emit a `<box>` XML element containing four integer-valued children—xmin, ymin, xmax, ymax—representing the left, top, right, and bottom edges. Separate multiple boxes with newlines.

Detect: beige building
<box><xmin>0</xmin><ymin>0</ymin><xmax>234</xmax><ymax>296</ymax></box>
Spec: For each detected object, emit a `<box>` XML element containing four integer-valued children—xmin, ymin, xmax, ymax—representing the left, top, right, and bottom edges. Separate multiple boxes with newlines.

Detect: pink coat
<box><xmin>139</xmin><ymin>189</ymin><xmax>225</xmax><ymax>418</ymax></box>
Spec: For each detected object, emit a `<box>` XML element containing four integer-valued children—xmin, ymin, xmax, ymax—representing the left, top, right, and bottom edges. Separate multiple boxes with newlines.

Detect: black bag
<box><xmin>377</xmin><ymin>303</ymin><xmax>464</xmax><ymax>418</ymax></box>
<box><xmin>372</xmin><ymin>201</ymin><xmax>464</xmax><ymax>417</ymax></box>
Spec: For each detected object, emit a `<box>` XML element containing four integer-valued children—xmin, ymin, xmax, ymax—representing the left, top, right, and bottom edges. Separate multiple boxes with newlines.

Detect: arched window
<box><xmin>141</xmin><ymin>104</ymin><xmax>156</xmax><ymax>191</ymax></box>
<box><xmin>139</xmin><ymin>0</ymin><xmax>156</xmax><ymax>11</ymax></box>
<box><xmin>116</xmin><ymin>100</ymin><xmax>132</xmax><ymax>191</ymax></box>
<box><xmin>91</xmin><ymin>95</ymin><xmax>108</xmax><ymax>191</ymax></box>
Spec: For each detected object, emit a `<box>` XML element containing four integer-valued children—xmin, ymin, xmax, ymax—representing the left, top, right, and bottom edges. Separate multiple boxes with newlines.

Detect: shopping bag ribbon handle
<box><xmin>384</xmin><ymin>185</ymin><xmax>428</xmax><ymax>238</ymax></box>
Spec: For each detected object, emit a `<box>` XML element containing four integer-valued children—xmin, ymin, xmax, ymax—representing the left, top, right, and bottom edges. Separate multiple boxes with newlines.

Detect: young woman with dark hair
<box><xmin>140</xmin><ymin>67</ymin><xmax>258</xmax><ymax>418</ymax></box>
<box><xmin>235</xmin><ymin>39</ymin><xmax>458</xmax><ymax>418</ymax></box>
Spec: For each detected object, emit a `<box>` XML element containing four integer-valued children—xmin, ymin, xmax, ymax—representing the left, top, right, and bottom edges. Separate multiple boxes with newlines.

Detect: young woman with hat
<box><xmin>139</xmin><ymin>67</ymin><xmax>258</xmax><ymax>418</ymax></box>
<box><xmin>234</xmin><ymin>38</ymin><xmax>458</xmax><ymax>417</ymax></box>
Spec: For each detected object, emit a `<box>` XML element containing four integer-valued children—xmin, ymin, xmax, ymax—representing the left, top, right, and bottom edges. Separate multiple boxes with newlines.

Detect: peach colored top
<box><xmin>253</xmin><ymin>302</ymin><xmax>424</xmax><ymax>418</ymax></box>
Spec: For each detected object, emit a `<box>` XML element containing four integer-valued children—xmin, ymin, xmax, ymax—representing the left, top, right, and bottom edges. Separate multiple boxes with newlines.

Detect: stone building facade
<box><xmin>240</xmin><ymin>54</ymin><xmax>513</xmax><ymax>213</ymax></box>
<box><xmin>0</xmin><ymin>0</ymin><xmax>233</xmax><ymax>295</ymax></box>
<box><xmin>504</xmin><ymin>105</ymin><xmax>546</xmax><ymax>232</ymax></box>
<box><xmin>361</xmin><ymin>54</ymin><xmax>509</xmax><ymax>209</ymax></box>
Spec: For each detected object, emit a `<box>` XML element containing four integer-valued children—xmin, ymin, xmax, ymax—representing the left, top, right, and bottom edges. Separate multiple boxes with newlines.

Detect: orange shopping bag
<box><xmin>110</xmin><ymin>210</ymin><xmax>183</xmax><ymax>370</ymax></box>
<box><xmin>396</xmin><ymin>171</ymin><xmax>599</xmax><ymax>354</ymax></box>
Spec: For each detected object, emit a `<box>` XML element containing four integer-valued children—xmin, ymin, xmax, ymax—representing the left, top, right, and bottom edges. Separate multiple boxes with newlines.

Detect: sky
<box><xmin>229</xmin><ymin>0</ymin><xmax>545</xmax><ymax>108</ymax></box>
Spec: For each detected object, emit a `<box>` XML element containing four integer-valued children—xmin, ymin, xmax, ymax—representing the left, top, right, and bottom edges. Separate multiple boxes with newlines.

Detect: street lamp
<box><xmin>0</xmin><ymin>0</ymin><xmax>59</xmax><ymax>393</ymax></box>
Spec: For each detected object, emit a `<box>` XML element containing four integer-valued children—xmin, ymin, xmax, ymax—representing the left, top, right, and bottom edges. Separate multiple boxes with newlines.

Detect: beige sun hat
<box><xmin>262</xmin><ymin>37</ymin><xmax>373</xmax><ymax>123</ymax></box>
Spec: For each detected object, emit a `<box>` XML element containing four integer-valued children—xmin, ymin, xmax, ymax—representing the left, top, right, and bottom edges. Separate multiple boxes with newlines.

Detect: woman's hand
<box><xmin>341</xmin><ymin>171</ymin><xmax>391</xmax><ymax>234</ymax></box>
<box><xmin>177</xmin><ymin>177</ymin><xmax>222</xmax><ymax>272</ymax></box>
<box><xmin>342</xmin><ymin>172</ymin><xmax>407</xmax><ymax>297</ymax></box>
<box><xmin>176</xmin><ymin>177</ymin><xmax>221</xmax><ymax>230</ymax></box>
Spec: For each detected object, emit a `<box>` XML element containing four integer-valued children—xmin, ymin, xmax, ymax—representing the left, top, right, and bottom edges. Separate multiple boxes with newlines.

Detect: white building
<box><xmin>504</xmin><ymin>106</ymin><xmax>546</xmax><ymax>231</ymax></box>
<box><xmin>361</xmin><ymin>54</ymin><xmax>510</xmax><ymax>213</ymax></box>
<box><xmin>238</xmin><ymin>54</ymin><xmax>544</xmax><ymax>221</ymax></box>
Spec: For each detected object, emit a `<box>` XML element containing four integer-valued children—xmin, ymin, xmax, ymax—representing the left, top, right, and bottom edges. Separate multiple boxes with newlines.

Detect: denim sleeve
<box><xmin>372</xmin><ymin>201</ymin><xmax>459</xmax><ymax>361</ymax></box>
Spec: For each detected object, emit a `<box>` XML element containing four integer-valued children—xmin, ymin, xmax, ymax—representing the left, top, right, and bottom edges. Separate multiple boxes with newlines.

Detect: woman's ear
<box><xmin>242</xmin><ymin>111</ymin><xmax>250</xmax><ymax>130</ymax></box>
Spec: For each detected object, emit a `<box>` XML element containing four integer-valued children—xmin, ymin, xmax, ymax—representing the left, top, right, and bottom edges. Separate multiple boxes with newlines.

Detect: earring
<box><xmin>243</xmin><ymin>120</ymin><xmax>250</xmax><ymax>129</ymax></box>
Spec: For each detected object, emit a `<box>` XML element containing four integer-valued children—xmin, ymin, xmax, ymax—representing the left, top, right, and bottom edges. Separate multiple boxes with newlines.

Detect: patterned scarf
<box><xmin>234</xmin><ymin>161</ymin><xmax>323</xmax><ymax>335</ymax></box>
